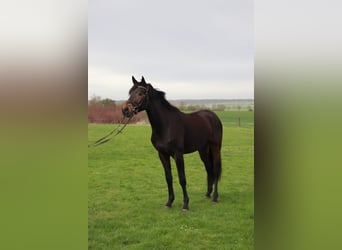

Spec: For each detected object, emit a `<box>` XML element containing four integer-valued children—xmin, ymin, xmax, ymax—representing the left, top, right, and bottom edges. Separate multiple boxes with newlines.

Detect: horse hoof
<box><xmin>165</xmin><ymin>205</ymin><xmax>172</xmax><ymax>209</ymax></box>
<box><xmin>182</xmin><ymin>208</ymin><xmax>189</xmax><ymax>212</ymax></box>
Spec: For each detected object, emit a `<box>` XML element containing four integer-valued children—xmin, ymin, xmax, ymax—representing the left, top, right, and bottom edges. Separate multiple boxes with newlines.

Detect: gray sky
<box><xmin>89</xmin><ymin>0</ymin><xmax>253</xmax><ymax>100</ymax></box>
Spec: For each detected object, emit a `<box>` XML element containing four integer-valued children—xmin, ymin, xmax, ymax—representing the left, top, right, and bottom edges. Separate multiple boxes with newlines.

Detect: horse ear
<box><xmin>132</xmin><ymin>76</ymin><xmax>138</xmax><ymax>85</ymax></box>
<box><xmin>141</xmin><ymin>76</ymin><xmax>146</xmax><ymax>84</ymax></box>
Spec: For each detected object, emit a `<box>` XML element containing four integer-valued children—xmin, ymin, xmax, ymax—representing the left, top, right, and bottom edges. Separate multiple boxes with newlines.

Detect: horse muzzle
<box><xmin>122</xmin><ymin>102</ymin><xmax>138</xmax><ymax>118</ymax></box>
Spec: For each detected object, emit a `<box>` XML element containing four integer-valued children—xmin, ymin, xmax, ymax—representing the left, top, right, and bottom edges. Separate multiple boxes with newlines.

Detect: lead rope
<box><xmin>89</xmin><ymin>85</ymin><xmax>149</xmax><ymax>147</ymax></box>
<box><xmin>88</xmin><ymin>116</ymin><xmax>132</xmax><ymax>147</ymax></box>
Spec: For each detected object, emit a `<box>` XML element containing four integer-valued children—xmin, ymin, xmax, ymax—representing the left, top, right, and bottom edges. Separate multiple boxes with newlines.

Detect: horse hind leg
<box><xmin>199</xmin><ymin>148</ymin><xmax>214</xmax><ymax>199</ymax></box>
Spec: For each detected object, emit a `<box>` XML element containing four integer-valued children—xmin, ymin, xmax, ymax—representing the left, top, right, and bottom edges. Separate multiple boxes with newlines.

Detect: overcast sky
<box><xmin>89</xmin><ymin>0</ymin><xmax>253</xmax><ymax>100</ymax></box>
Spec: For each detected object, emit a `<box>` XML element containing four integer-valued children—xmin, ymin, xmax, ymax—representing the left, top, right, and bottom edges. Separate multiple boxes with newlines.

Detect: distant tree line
<box><xmin>88</xmin><ymin>96</ymin><xmax>253</xmax><ymax>124</ymax></box>
<box><xmin>89</xmin><ymin>95</ymin><xmax>116</xmax><ymax>106</ymax></box>
<box><xmin>88</xmin><ymin>95</ymin><xmax>147</xmax><ymax>124</ymax></box>
<box><xmin>176</xmin><ymin>102</ymin><xmax>254</xmax><ymax>112</ymax></box>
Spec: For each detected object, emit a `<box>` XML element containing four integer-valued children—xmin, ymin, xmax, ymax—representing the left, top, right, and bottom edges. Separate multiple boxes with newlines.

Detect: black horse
<box><xmin>122</xmin><ymin>76</ymin><xmax>223</xmax><ymax>210</ymax></box>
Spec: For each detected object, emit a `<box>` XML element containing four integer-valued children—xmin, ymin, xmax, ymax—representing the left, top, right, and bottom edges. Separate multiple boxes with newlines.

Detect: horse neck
<box><xmin>145</xmin><ymin>97</ymin><xmax>178</xmax><ymax>133</ymax></box>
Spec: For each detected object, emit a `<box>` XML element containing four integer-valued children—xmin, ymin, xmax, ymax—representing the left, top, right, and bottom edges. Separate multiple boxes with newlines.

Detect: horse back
<box><xmin>183</xmin><ymin>110</ymin><xmax>223</xmax><ymax>152</ymax></box>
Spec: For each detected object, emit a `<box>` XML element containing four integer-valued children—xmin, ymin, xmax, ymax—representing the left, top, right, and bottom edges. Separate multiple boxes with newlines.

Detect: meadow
<box><xmin>88</xmin><ymin>111</ymin><xmax>254</xmax><ymax>249</ymax></box>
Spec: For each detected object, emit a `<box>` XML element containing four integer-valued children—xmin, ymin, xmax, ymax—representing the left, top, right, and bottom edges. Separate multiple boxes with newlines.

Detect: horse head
<box><xmin>122</xmin><ymin>76</ymin><xmax>150</xmax><ymax>117</ymax></box>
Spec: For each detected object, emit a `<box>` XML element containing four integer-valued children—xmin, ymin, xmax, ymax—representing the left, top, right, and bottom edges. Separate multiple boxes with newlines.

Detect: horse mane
<box><xmin>148</xmin><ymin>84</ymin><xmax>180</xmax><ymax>112</ymax></box>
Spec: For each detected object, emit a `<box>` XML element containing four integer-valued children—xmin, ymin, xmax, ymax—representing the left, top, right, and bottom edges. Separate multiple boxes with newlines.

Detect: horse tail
<box><xmin>200</xmin><ymin>110</ymin><xmax>223</xmax><ymax>181</ymax></box>
<box><xmin>212</xmin><ymin>148</ymin><xmax>222</xmax><ymax>181</ymax></box>
<box><xmin>211</xmin><ymin>112</ymin><xmax>222</xmax><ymax>181</ymax></box>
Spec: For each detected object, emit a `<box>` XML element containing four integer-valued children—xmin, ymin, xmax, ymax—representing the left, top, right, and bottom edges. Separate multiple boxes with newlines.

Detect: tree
<box><xmin>178</xmin><ymin>101</ymin><xmax>186</xmax><ymax>110</ymax></box>
<box><xmin>100</xmin><ymin>98</ymin><xmax>116</xmax><ymax>106</ymax></box>
<box><xmin>89</xmin><ymin>94</ymin><xmax>102</xmax><ymax>105</ymax></box>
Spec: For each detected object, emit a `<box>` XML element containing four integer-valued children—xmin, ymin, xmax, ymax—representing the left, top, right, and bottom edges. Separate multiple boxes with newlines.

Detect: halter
<box><xmin>136</xmin><ymin>85</ymin><xmax>148</xmax><ymax>92</ymax></box>
<box><xmin>131</xmin><ymin>85</ymin><xmax>149</xmax><ymax>114</ymax></box>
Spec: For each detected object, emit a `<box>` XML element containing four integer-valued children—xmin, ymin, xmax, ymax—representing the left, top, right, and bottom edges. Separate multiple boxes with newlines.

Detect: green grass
<box><xmin>88</xmin><ymin>111</ymin><xmax>254</xmax><ymax>249</ymax></box>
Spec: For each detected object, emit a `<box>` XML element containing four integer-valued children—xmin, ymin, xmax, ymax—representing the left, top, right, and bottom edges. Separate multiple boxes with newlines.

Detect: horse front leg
<box><xmin>174</xmin><ymin>153</ymin><xmax>189</xmax><ymax>211</ymax></box>
<box><xmin>158</xmin><ymin>152</ymin><xmax>174</xmax><ymax>208</ymax></box>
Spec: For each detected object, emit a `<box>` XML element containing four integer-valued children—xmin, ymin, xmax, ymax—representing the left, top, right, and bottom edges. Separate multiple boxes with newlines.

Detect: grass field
<box><xmin>88</xmin><ymin>111</ymin><xmax>254</xmax><ymax>249</ymax></box>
